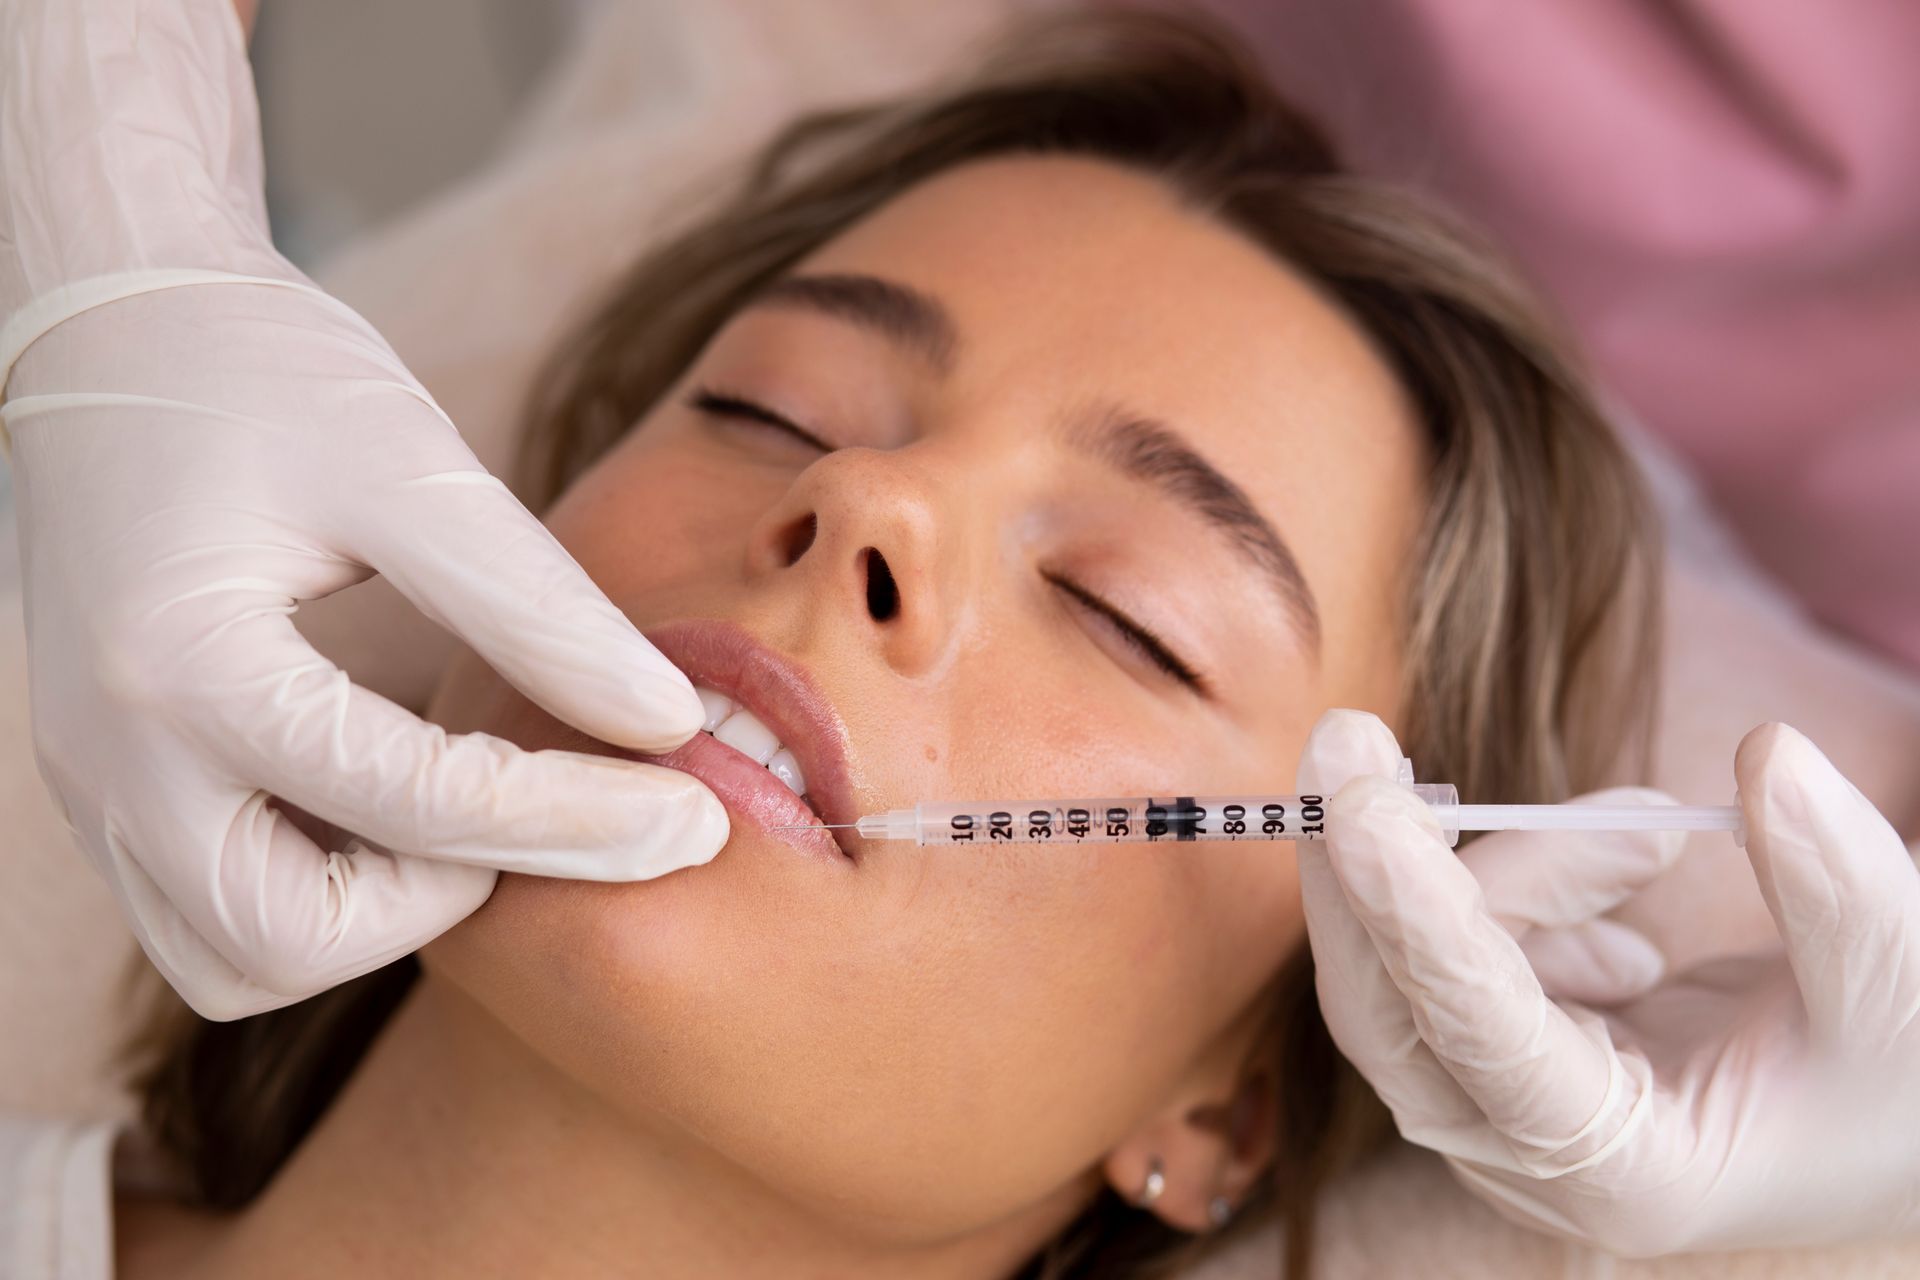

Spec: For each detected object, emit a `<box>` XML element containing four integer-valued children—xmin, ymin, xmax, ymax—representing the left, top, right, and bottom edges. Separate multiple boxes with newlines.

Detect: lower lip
<box><xmin>631</xmin><ymin>731</ymin><xmax>852</xmax><ymax>867</ymax></box>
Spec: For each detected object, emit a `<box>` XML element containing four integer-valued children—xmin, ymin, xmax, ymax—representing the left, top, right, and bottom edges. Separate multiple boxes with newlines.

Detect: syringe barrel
<box><xmin>879</xmin><ymin>785</ymin><xmax>1460</xmax><ymax>847</ymax></box>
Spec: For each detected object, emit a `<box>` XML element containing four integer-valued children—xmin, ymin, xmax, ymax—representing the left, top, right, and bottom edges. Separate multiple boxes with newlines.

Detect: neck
<box><xmin>191</xmin><ymin>975</ymin><xmax>1062</xmax><ymax>1279</ymax></box>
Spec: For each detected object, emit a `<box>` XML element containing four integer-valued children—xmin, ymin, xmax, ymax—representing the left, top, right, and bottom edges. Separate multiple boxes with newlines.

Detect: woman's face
<box><xmin>423</xmin><ymin>156</ymin><xmax>1423</xmax><ymax>1238</ymax></box>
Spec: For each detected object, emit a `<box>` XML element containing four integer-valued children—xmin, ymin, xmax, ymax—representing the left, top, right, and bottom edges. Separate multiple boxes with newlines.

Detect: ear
<box><xmin>1102</xmin><ymin>1010</ymin><xmax>1280</xmax><ymax>1233</ymax></box>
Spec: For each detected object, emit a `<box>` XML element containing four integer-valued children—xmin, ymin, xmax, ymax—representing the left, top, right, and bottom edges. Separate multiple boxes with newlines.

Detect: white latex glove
<box><xmin>1297</xmin><ymin>709</ymin><xmax>1920</xmax><ymax>1256</ymax></box>
<box><xmin>0</xmin><ymin>0</ymin><xmax>726</xmax><ymax>1020</ymax></box>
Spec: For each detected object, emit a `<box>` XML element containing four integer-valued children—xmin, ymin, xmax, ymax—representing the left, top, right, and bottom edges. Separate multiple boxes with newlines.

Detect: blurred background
<box><xmin>252</xmin><ymin>0</ymin><xmax>578</xmax><ymax>268</ymax></box>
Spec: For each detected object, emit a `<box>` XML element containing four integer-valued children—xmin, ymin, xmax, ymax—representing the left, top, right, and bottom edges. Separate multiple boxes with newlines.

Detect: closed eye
<box><xmin>1047</xmin><ymin>572</ymin><xmax>1207</xmax><ymax>695</ymax></box>
<box><xmin>688</xmin><ymin>387</ymin><xmax>834</xmax><ymax>452</ymax></box>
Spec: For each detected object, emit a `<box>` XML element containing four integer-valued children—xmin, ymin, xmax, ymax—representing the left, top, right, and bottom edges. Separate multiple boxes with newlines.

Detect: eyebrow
<box><xmin>750</xmin><ymin>273</ymin><xmax>958</xmax><ymax>373</ymax></box>
<box><xmin>1073</xmin><ymin>408</ymin><xmax>1322</xmax><ymax>650</ymax></box>
<box><xmin>747</xmin><ymin>271</ymin><xmax>1319</xmax><ymax>648</ymax></box>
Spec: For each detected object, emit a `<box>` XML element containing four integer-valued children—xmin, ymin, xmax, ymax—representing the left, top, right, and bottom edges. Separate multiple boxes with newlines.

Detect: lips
<box><xmin>692</xmin><ymin>689</ymin><xmax>811</xmax><ymax>797</ymax></box>
<box><xmin>620</xmin><ymin>620</ymin><xmax>862</xmax><ymax>866</ymax></box>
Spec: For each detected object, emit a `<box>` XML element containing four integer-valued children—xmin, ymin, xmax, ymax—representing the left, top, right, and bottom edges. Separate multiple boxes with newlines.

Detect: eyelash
<box><xmin>688</xmin><ymin>387</ymin><xmax>834</xmax><ymax>452</ymax></box>
<box><xmin>1047</xmin><ymin>573</ymin><xmax>1206</xmax><ymax>694</ymax></box>
<box><xmin>690</xmin><ymin>389</ymin><xmax>1204</xmax><ymax>694</ymax></box>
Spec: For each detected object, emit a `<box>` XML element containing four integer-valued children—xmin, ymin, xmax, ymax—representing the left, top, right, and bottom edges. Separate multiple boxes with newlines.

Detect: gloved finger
<box><xmin>113</xmin><ymin>782</ymin><xmax>496</xmax><ymax>1015</ymax></box>
<box><xmin>1326</xmin><ymin>776</ymin><xmax>1646</xmax><ymax>1169</ymax></box>
<box><xmin>346</xmin><ymin>448</ymin><xmax>705</xmax><ymax>753</ymax></box>
<box><xmin>1296</xmin><ymin>711</ymin><xmax>1488</xmax><ymax>1147</ymax></box>
<box><xmin>1458</xmin><ymin>792</ymin><xmax>1682</xmax><ymax>1005</ymax></box>
<box><xmin>193</xmin><ymin>612</ymin><xmax>729</xmax><ymax>881</ymax></box>
<box><xmin>1458</xmin><ymin>789</ymin><xmax>1688</xmax><ymax>938</ymax></box>
<box><xmin>101</xmin><ymin>841</ymin><xmax>291</xmax><ymax>1022</ymax></box>
<box><xmin>1520</xmin><ymin>918</ymin><xmax>1666</xmax><ymax>1005</ymax></box>
<box><xmin>1736</xmin><ymin>722</ymin><xmax>1920</xmax><ymax>1056</ymax></box>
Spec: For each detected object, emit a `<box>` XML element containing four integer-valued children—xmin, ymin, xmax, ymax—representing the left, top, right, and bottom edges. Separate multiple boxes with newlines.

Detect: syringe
<box><xmin>781</xmin><ymin>762</ymin><xmax>1744</xmax><ymax>849</ymax></box>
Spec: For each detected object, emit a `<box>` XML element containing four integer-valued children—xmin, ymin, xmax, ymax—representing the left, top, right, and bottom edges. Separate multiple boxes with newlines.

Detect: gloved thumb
<box><xmin>1296</xmin><ymin>708</ymin><xmax>1405</xmax><ymax>799</ymax></box>
<box><xmin>1736</xmin><ymin>721</ymin><xmax>1920</xmax><ymax>1056</ymax></box>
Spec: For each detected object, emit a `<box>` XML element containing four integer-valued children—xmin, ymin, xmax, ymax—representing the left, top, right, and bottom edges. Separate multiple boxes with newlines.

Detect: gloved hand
<box><xmin>0</xmin><ymin>0</ymin><xmax>726</xmax><ymax>1020</ymax></box>
<box><xmin>1298</xmin><ymin>709</ymin><xmax>1920</xmax><ymax>1256</ymax></box>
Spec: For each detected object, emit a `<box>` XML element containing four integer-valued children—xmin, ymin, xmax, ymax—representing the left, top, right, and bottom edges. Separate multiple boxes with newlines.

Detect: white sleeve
<box><xmin>0</xmin><ymin>0</ymin><xmax>316</xmax><ymax>393</ymax></box>
<box><xmin>0</xmin><ymin>1110</ymin><xmax>121</xmax><ymax>1280</ymax></box>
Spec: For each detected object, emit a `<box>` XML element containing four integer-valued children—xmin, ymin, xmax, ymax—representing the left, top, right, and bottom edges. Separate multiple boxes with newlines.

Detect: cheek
<box><xmin>540</xmin><ymin>434</ymin><xmax>767</xmax><ymax>587</ymax></box>
<box><xmin>909</xmin><ymin>690</ymin><xmax>1308</xmax><ymax>1121</ymax></box>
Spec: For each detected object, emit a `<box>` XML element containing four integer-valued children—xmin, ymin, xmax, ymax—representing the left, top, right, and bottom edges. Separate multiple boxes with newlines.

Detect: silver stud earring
<box><xmin>1138</xmin><ymin>1157</ymin><xmax>1166</xmax><ymax>1207</ymax></box>
<box><xmin>1208</xmin><ymin>1195</ymin><xmax>1233</xmax><ymax>1228</ymax></box>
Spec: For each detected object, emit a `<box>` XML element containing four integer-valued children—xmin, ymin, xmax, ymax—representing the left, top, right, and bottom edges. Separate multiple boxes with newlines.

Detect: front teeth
<box><xmin>696</xmin><ymin>688</ymin><xmax>734</xmax><ymax>732</ymax></box>
<box><xmin>766</xmin><ymin>748</ymin><xmax>806</xmax><ymax>794</ymax></box>
<box><xmin>712</xmin><ymin>706</ymin><xmax>781</xmax><ymax>764</ymax></box>
<box><xmin>694</xmin><ymin>686</ymin><xmax>810</xmax><ymax>797</ymax></box>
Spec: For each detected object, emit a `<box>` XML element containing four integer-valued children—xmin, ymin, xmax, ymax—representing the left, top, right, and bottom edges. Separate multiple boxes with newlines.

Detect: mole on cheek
<box><xmin>925</xmin><ymin>745</ymin><xmax>939</xmax><ymax>763</ymax></box>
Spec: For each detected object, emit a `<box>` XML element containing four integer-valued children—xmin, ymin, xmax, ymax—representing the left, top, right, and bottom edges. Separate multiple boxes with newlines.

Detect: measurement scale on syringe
<box><xmin>782</xmin><ymin>760</ymin><xmax>1747</xmax><ymax>849</ymax></box>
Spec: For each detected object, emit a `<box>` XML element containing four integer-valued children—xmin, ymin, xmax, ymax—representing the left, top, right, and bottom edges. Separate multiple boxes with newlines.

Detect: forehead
<box><xmin>789</xmin><ymin>154</ymin><xmax>1426</xmax><ymax>678</ymax></box>
<box><xmin>794</xmin><ymin>155</ymin><xmax>1410</xmax><ymax>424</ymax></box>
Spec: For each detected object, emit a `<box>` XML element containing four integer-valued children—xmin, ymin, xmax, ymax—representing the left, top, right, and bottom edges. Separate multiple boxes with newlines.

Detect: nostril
<box><xmin>863</xmin><ymin>548</ymin><xmax>899</xmax><ymax>622</ymax></box>
<box><xmin>777</xmin><ymin>514</ymin><xmax>818</xmax><ymax>567</ymax></box>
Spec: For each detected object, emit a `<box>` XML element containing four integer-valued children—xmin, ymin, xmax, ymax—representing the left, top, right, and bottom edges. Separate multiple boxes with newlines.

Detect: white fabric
<box><xmin>1307</xmin><ymin>1142</ymin><xmax>1920</xmax><ymax>1279</ymax></box>
<box><xmin>0</xmin><ymin>1111</ymin><xmax>120</xmax><ymax>1280</ymax></box>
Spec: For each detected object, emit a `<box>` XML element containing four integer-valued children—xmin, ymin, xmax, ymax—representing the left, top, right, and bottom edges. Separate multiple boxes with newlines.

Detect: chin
<box><xmin>427</xmin><ymin>817</ymin><xmax>776</xmax><ymax>999</ymax></box>
<box><xmin>418</xmin><ymin>806</ymin><xmax>861</xmax><ymax>1083</ymax></box>
<box><xmin>414</xmin><ymin>825</ymin><xmax>932</xmax><ymax>1217</ymax></box>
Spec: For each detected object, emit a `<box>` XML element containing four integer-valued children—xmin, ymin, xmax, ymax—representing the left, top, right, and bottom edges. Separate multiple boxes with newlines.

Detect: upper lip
<box><xmin>626</xmin><ymin>619</ymin><xmax>861</xmax><ymax>862</ymax></box>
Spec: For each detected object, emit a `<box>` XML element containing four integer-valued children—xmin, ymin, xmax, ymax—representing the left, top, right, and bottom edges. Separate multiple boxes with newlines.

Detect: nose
<box><xmin>745</xmin><ymin>450</ymin><xmax>956</xmax><ymax>677</ymax></box>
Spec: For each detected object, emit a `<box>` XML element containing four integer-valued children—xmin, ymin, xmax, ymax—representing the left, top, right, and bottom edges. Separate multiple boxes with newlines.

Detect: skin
<box><xmin>119</xmin><ymin>155</ymin><xmax>1424</xmax><ymax>1278</ymax></box>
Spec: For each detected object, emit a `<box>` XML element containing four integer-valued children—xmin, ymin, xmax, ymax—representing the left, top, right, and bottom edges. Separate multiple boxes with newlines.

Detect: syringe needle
<box><xmin>777</xmin><ymin>823</ymin><xmax>855</xmax><ymax>830</ymax></box>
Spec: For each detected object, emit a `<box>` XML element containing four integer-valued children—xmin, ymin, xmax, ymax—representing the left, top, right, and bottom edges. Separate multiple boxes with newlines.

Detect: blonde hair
<box><xmin>131</xmin><ymin>10</ymin><xmax>1660</xmax><ymax>1278</ymax></box>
